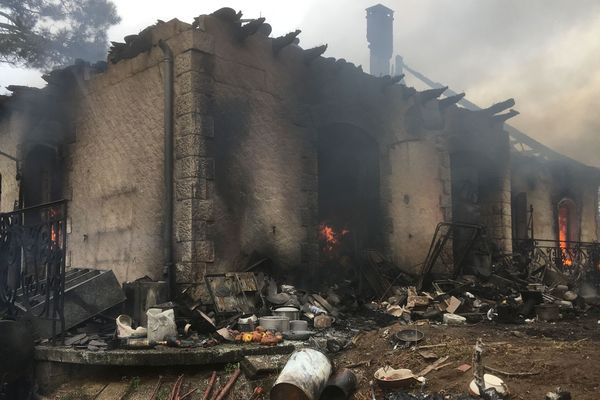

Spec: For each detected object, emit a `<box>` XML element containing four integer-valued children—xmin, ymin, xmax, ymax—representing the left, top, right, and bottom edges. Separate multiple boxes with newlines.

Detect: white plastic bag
<box><xmin>146</xmin><ymin>308</ymin><xmax>177</xmax><ymax>341</ymax></box>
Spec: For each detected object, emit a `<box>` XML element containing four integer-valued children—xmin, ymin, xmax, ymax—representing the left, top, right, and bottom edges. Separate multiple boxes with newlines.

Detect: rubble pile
<box><xmin>48</xmin><ymin>232</ymin><xmax>598</xmax><ymax>399</ymax></box>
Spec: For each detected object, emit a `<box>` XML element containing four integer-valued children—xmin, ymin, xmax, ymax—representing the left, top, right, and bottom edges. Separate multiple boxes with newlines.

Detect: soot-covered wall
<box><xmin>511</xmin><ymin>155</ymin><xmax>599</xmax><ymax>243</ymax></box>
<box><xmin>176</xmin><ymin>12</ymin><xmax>461</xmax><ymax>290</ymax></box>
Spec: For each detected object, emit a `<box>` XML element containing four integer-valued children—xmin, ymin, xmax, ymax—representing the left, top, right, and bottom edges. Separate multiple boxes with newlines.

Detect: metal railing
<box><xmin>0</xmin><ymin>200</ymin><xmax>67</xmax><ymax>339</ymax></box>
<box><xmin>514</xmin><ymin>238</ymin><xmax>600</xmax><ymax>286</ymax></box>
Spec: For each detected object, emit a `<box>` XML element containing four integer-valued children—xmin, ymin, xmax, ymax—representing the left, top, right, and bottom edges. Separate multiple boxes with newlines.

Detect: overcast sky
<box><xmin>1</xmin><ymin>0</ymin><xmax>599</xmax><ymax>167</ymax></box>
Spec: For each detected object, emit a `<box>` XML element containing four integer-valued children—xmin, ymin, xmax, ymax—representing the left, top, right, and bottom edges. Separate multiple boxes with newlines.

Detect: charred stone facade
<box><xmin>0</xmin><ymin>10</ymin><xmax>598</xmax><ymax>303</ymax></box>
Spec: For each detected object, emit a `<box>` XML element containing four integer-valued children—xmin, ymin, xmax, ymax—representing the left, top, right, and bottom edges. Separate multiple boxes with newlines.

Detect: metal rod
<box><xmin>0</xmin><ymin>149</ymin><xmax>18</xmax><ymax>162</ymax></box>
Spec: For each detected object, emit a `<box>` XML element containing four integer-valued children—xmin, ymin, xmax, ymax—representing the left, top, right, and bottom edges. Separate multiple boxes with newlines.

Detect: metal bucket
<box><xmin>270</xmin><ymin>348</ymin><xmax>333</xmax><ymax>400</ymax></box>
<box><xmin>320</xmin><ymin>368</ymin><xmax>357</xmax><ymax>400</ymax></box>
<box><xmin>259</xmin><ymin>316</ymin><xmax>289</xmax><ymax>332</ymax></box>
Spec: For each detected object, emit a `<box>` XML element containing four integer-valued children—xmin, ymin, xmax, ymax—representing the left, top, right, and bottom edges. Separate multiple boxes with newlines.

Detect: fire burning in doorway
<box><xmin>318</xmin><ymin>223</ymin><xmax>350</xmax><ymax>254</ymax></box>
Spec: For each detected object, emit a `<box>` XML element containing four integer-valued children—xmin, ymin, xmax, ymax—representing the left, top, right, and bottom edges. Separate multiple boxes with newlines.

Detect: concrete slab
<box><xmin>35</xmin><ymin>342</ymin><xmax>295</xmax><ymax>366</ymax></box>
<box><xmin>240</xmin><ymin>354</ymin><xmax>289</xmax><ymax>379</ymax></box>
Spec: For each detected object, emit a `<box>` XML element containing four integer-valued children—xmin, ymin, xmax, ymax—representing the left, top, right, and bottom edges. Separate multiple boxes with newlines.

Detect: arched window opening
<box><xmin>557</xmin><ymin>198</ymin><xmax>577</xmax><ymax>266</ymax></box>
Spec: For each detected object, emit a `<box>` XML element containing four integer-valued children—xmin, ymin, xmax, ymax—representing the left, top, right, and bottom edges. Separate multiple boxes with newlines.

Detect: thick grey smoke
<box><xmin>2</xmin><ymin>0</ymin><xmax>598</xmax><ymax>168</ymax></box>
<box><xmin>299</xmin><ymin>0</ymin><xmax>600</xmax><ymax>167</ymax></box>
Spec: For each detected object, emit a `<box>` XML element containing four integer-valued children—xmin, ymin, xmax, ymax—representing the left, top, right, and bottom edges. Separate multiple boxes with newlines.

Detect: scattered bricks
<box><xmin>457</xmin><ymin>364</ymin><xmax>472</xmax><ymax>373</ymax></box>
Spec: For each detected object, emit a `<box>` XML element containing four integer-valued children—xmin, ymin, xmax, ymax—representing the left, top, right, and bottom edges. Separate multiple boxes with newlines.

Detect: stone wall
<box><xmin>65</xmin><ymin>39</ymin><xmax>168</xmax><ymax>283</ymax></box>
<box><xmin>387</xmin><ymin>136</ymin><xmax>451</xmax><ymax>270</ymax></box>
<box><xmin>8</xmin><ymin>12</ymin><xmax>593</xmax><ymax>296</ymax></box>
<box><xmin>0</xmin><ymin>112</ymin><xmax>22</xmax><ymax>213</ymax></box>
<box><xmin>165</xmin><ymin>14</ymin><xmax>456</xmax><ymax>283</ymax></box>
<box><xmin>511</xmin><ymin>155</ymin><xmax>599</xmax><ymax>243</ymax></box>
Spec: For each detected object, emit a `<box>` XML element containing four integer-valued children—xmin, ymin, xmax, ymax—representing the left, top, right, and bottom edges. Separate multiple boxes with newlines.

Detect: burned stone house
<box><xmin>0</xmin><ymin>9</ymin><xmax>599</xmax><ymax>308</ymax></box>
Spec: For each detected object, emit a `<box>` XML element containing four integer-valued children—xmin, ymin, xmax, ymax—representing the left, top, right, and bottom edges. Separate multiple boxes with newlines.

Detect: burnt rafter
<box><xmin>419</xmin><ymin>86</ymin><xmax>447</xmax><ymax>104</ymax></box>
<box><xmin>304</xmin><ymin>44</ymin><xmax>328</xmax><ymax>64</ymax></box>
<box><xmin>211</xmin><ymin>7</ymin><xmax>242</xmax><ymax>22</ymax></box>
<box><xmin>494</xmin><ymin>109</ymin><xmax>520</xmax><ymax>123</ymax></box>
<box><xmin>483</xmin><ymin>98</ymin><xmax>515</xmax><ymax>115</ymax></box>
<box><xmin>272</xmin><ymin>30</ymin><xmax>301</xmax><ymax>54</ymax></box>
<box><xmin>380</xmin><ymin>74</ymin><xmax>405</xmax><ymax>90</ymax></box>
<box><xmin>257</xmin><ymin>23</ymin><xmax>272</xmax><ymax>36</ymax></box>
<box><xmin>402</xmin><ymin>86</ymin><xmax>417</xmax><ymax>99</ymax></box>
<box><xmin>238</xmin><ymin>17</ymin><xmax>266</xmax><ymax>40</ymax></box>
<box><xmin>439</xmin><ymin>93</ymin><xmax>466</xmax><ymax>110</ymax></box>
<box><xmin>108</xmin><ymin>27</ymin><xmax>153</xmax><ymax>64</ymax></box>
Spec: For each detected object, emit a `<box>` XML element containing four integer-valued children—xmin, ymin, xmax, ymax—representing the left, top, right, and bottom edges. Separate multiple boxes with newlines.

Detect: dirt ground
<box><xmin>334</xmin><ymin>317</ymin><xmax>600</xmax><ymax>399</ymax></box>
<box><xmin>48</xmin><ymin>316</ymin><xmax>600</xmax><ymax>400</ymax></box>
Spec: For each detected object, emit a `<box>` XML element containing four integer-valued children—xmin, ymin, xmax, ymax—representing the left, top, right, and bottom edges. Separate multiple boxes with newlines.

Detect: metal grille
<box><xmin>0</xmin><ymin>200</ymin><xmax>67</xmax><ymax>339</ymax></box>
<box><xmin>515</xmin><ymin>238</ymin><xmax>600</xmax><ymax>286</ymax></box>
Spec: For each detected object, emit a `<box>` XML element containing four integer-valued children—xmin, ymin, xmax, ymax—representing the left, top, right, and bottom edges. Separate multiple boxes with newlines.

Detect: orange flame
<box><xmin>558</xmin><ymin>207</ymin><xmax>572</xmax><ymax>267</ymax></box>
<box><xmin>319</xmin><ymin>223</ymin><xmax>349</xmax><ymax>253</ymax></box>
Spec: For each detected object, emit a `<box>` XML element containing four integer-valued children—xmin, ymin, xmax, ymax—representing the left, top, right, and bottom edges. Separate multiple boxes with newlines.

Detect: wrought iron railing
<box><xmin>0</xmin><ymin>200</ymin><xmax>67</xmax><ymax>339</ymax></box>
<box><xmin>514</xmin><ymin>238</ymin><xmax>600</xmax><ymax>286</ymax></box>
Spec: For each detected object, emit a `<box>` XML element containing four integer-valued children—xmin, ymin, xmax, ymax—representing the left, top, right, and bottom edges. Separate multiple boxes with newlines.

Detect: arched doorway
<box><xmin>557</xmin><ymin>198</ymin><xmax>578</xmax><ymax>266</ymax></box>
<box><xmin>557</xmin><ymin>198</ymin><xmax>578</xmax><ymax>243</ymax></box>
<box><xmin>317</xmin><ymin>123</ymin><xmax>382</xmax><ymax>265</ymax></box>
<box><xmin>21</xmin><ymin>145</ymin><xmax>63</xmax><ymax>209</ymax></box>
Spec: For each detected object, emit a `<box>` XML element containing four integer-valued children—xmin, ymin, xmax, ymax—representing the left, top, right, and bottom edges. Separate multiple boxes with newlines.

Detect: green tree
<box><xmin>0</xmin><ymin>0</ymin><xmax>120</xmax><ymax>69</ymax></box>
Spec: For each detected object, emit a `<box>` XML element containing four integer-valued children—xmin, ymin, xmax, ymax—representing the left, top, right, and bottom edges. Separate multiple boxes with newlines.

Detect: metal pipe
<box><xmin>158</xmin><ymin>40</ymin><xmax>175</xmax><ymax>300</ymax></box>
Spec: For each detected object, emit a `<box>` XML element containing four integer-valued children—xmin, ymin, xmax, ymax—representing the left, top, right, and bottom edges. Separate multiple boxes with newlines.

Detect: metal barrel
<box><xmin>320</xmin><ymin>368</ymin><xmax>358</xmax><ymax>400</ymax></box>
<box><xmin>270</xmin><ymin>348</ymin><xmax>333</xmax><ymax>400</ymax></box>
